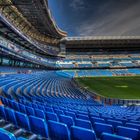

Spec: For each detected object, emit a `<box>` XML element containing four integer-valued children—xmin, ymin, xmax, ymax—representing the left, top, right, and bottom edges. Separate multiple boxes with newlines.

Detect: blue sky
<box><xmin>48</xmin><ymin>0</ymin><xmax>140</xmax><ymax>37</ymax></box>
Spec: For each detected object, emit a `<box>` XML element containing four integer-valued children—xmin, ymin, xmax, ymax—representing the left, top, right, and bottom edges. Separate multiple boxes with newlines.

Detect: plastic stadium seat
<box><xmin>38</xmin><ymin>105</ymin><xmax>45</xmax><ymax>110</ymax></box>
<box><xmin>11</xmin><ymin>101</ymin><xmax>20</xmax><ymax>111</ymax></box>
<box><xmin>15</xmin><ymin>111</ymin><xmax>30</xmax><ymax>131</ymax></box>
<box><xmin>32</xmin><ymin>103</ymin><xmax>38</xmax><ymax>109</ymax></box>
<box><xmin>126</xmin><ymin>122</ymin><xmax>140</xmax><ymax>130</ymax></box>
<box><xmin>45</xmin><ymin>112</ymin><xmax>58</xmax><ymax>121</ymax></box>
<box><xmin>107</xmin><ymin>119</ymin><xmax>123</xmax><ymax>130</ymax></box>
<box><xmin>0</xmin><ymin>128</ymin><xmax>16</xmax><ymax>140</ymax></box>
<box><xmin>48</xmin><ymin>120</ymin><xmax>70</xmax><ymax>140</ymax></box>
<box><xmin>75</xmin><ymin>118</ymin><xmax>92</xmax><ymax>129</ymax></box>
<box><xmin>114</xmin><ymin>118</ymin><xmax>127</xmax><ymax>125</ymax></box>
<box><xmin>25</xmin><ymin>106</ymin><xmax>35</xmax><ymax>116</ymax></box>
<box><xmin>91</xmin><ymin>117</ymin><xmax>105</xmax><ymax>124</ymax></box>
<box><xmin>34</xmin><ymin>109</ymin><xmax>45</xmax><ymax>119</ymax></box>
<box><xmin>130</xmin><ymin>120</ymin><xmax>140</xmax><ymax>124</ymax></box>
<box><xmin>117</xmin><ymin>126</ymin><xmax>140</xmax><ymax>140</ymax></box>
<box><xmin>18</xmin><ymin>104</ymin><xmax>26</xmax><ymax>114</ymax></box>
<box><xmin>94</xmin><ymin>122</ymin><xmax>113</xmax><ymax>137</ymax></box>
<box><xmin>54</xmin><ymin>109</ymin><xmax>64</xmax><ymax>115</ymax></box>
<box><xmin>5</xmin><ymin>108</ymin><xmax>17</xmax><ymax>125</ymax></box>
<box><xmin>59</xmin><ymin>115</ymin><xmax>74</xmax><ymax>129</ymax></box>
<box><xmin>65</xmin><ymin>111</ymin><xmax>76</xmax><ymax>120</ymax></box>
<box><xmin>77</xmin><ymin>114</ymin><xmax>89</xmax><ymax>120</ymax></box>
<box><xmin>71</xmin><ymin>126</ymin><xmax>96</xmax><ymax>140</ymax></box>
<box><xmin>29</xmin><ymin>116</ymin><xmax>48</xmax><ymax>138</ymax></box>
<box><xmin>0</xmin><ymin>105</ymin><xmax>6</xmax><ymax>119</ymax></box>
<box><xmin>45</xmin><ymin>107</ymin><xmax>54</xmax><ymax>113</ymax></box>
<box><xmin>101</xmin><ymin>132</ymin><xmax>132</xmax><ymax>140</ymax></box>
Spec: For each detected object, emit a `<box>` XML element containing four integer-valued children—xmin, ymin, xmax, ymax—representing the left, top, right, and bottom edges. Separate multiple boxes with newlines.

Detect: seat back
<box><xmin>117</xmin><ymin>126</ymin><xmax>140</xmax><ymax>140</ymax></box>
<box><xmin>65</xmin><ymin>111</ymin><xmax>76</xmax><ymax>120</ymax></box>
<box><xmin>54</xmin><ymin>109</ymin><xmax>64</xmax><ymax>115</ymax></box>
<box><xmin>59</xmin><ymin>115</ymin><xmax>74</xmax><ymax>129</ymax></box>
<box><xmin>126</xmin><ymin>123</ymin><xmax>140</xmax><ymax>131</ymax></box>
<box><xmin>26</xmin><ymin>106</ymin><xmax>35</xmax><ymax>116</ymax></box>
<box><xmin>0</xmin><ymin>128</ymin><xmax>16</xmax><ymax>140</ymax></box>
<box><xmin>5</xmin><ymin>108</ymin><xmax>17</xmax><ymax>125</ymax></box>
<box><xmin>45</xmin><ymin>112</ymin><xmax>58</xmax><ymax>121</ymax></box>
<box><xmin>94</xmin><ymin>122</ymin><xmax>113</xmax><ymax>137</ymax></box>
<box><xmin>101</xmin><ymin>132</ymin><xmax>132</xmax><ymax>140</ymax></box>
<box><xmin>15</xmin><ymin>111</ymin><xmax>30</xmax><ymax>131</ymax></box>
<box><xmin>48</xmin><ymin>120</ymin><xmax>70</xmax><ymax>140</ymax></box>
<box><xmin>77</xmin><ymin>114</ymin><xmax>89</xmax><ymax>121</ymax></box>
<box><xmin>29</xmin><ymin>116</ymin><xmax>48</xmax><ymax>138</ymax></box>
<box><xmin>45</xmin><ymin>107</ymin><xmax>54</xmax><ymax>113</ymax></box>
<box><xmin>71</xmin><ymin>126</ymin><xmax>96</xmax><ymax>140</ymax></box>
<box><xmin>75</xmin><ymin>118</ymin><xmax>92</xmax><ymax>129</ymax></box>
<box><xmin>107</xmin><ymin>119</ymin><xmax>123</xmax><ymax>130</ymax></box>
<box><xmin>19</xmin><ymin>104</ymin><xmax>26</xmax><ymax>114</ymax></box>
<box><xmin>91</xmin><ymin>117</ymin><xmax>105</xmax><ymax>124</ymax></box>
<box><xmin>35</xmin><ymin>109</ymin><xmax>45</xmax><ymax>119</ymax></box>
<box><xmin>0</xmin><ymin>105</ymin><xmax>6</xmax><ymax>119</ymax></box>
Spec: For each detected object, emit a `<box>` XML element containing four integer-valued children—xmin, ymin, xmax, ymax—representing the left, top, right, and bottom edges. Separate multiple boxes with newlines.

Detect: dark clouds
<box><xmin>48</xmin><ymin>0</ymin><xmax>140</xmax><ymax>36</ymax></box>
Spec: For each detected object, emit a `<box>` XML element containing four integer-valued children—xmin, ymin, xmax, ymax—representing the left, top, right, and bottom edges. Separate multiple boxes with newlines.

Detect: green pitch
<box><xmin>76</xmin><ymin>76</ymin><xmax>140</xmax><ymax>99</ymax></box>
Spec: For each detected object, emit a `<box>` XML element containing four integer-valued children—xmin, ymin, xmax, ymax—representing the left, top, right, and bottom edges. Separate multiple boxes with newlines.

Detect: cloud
<box><xmin>70</xmin><ymin>0</ymin><xmax>85</xmax><ymax>11</ymax></box>
<box><xmin>76</xmin><ymin>0</ymin><xmax>140</xmax><ymax>36</ymax></box>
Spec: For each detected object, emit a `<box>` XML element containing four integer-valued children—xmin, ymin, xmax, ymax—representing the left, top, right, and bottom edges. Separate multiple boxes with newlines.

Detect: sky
<box><xmin>48</xmin><ymin>0</ymin><xmax>140</xmax><ymax>37</ymax></box>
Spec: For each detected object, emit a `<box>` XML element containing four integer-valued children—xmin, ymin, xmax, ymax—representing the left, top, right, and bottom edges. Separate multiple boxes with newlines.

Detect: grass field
<box><xmin>76</xmin><ymin>76</ymin><xmax>140</xmax><ymax>99</ymax></box>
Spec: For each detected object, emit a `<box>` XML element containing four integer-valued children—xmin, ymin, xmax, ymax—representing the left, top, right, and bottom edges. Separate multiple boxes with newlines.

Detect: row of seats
<box><xmin>1</xmin><ymin>104</ymin><xmax>139</xmax><ymax>140</ymax></box>
<box><xmin>62</xmin><ymin>68</ymin><xmax>140</xmax><ymax>77</ymax></box>
<box><xmin>0</xmin><ymin>71</ymin><xmax>140</xmax><ymax>140</ymax></box>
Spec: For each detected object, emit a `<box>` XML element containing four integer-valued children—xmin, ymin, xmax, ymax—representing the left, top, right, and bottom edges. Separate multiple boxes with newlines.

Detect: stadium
<box><xmin>0</xmin><ymin>0</ymin><xmax>140</xmax><ymax>140</ymax></box>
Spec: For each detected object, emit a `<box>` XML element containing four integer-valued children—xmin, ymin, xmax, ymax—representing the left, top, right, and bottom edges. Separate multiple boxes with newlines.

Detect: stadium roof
<box><xmin>0</xmin><ymin>0</ymin><xmax>67</xmax><ymax>46</ymax></box>
<box><xmin>63</xmin><ymin>36</ymin><xmax>140</xmax><ymax>41</ymax></box>
<box><xmin>12</xmin><ymin>0</ymin><xmax>67</xmax><ymax>38</ymax></box>
<box><xmin>61</xmin><ymin>36</ymin><xmax>140</xmax><ymax>45</ymax></box>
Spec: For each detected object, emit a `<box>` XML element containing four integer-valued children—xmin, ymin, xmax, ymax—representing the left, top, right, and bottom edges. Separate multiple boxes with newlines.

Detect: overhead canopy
<box><xmin>61</xmin><ymin>36</ymin><xmax>140</xmax><ymax>53</ymax></box>
<box><xmin>0</xmin><ymin>0</ymin><xmax>67</xmax><ymax>48</ymax></box>
<box><xmin>12</xmin><ymin>0</ymin><xmax>67</xmax><ymax>38</ymax></box>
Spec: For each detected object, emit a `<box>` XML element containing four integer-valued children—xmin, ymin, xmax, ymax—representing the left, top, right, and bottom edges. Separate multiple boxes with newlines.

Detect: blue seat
<box><xmin>45</xmin><ymin>112</ymin><xmax>58</xmax><ymax>121</ymax></box>
<box><xmin>107</xmin><ymin>119</ymin><xmax>123</xmax><ymax>130</ymax></box>
<box><xmin>32</xmin><ymin>103</ymin><xmax>38</xmax><ymax>109</ymax></box>
<box><xmin>65</xmin><ymin>111</ymin><xmax>76</xmax><ymax>120</ymax></box>
<box><xmin>34</xmin><ymin>109</ymin><xmax>45</xmax><ymax>119</ymax></box>
<box><xmin>19</xmin><ymin>104</ymin><xmax>26</xmax><ymax>114</ymax></box>
<box><xmin>91</xmin><ymin>117</ymin><xmax>105</xmax><ymax>124</ymax></box>
<box><xmin>77</xmin><ymin>114</ymin><xmax>89</xmax><ymax>121</ymax></box>
<box><xmin>0</xmin><ymin>128</ymin><xmax>16</xmax><ymax>140</ymax></box>
<box><xmin>48</xmin><ymin>120</ymin><xmax>70</xmax><ymax>140</ymax></box>
<box><xmin>26</xmin><ymin>106</ymin><xmax>35</xmax><ymax>116</ymax></box>
<box><xmin>94</xmin><ymin>122</ymin><xmax>113</xmax><ymax>137</ymax></box>
<box><xmin>117</xmin><ymin>126</ymin><xmax>140</xmax><ymax>140</ymax></box>
<box><xmin>54</xmin><ymin>109</ymin><xmax>64</xmax><ymax>115</ymax></box>
<box><xmin>59</xmin><ymin>115</ymin><xmax>74</xmax><ymax>129</ymax></box>
<box><xmin>126</xmin><ymin>123</ymin><xmax>140</xmax><ymax>131</ymax></box>
<box><xmin>45</xmin><ymin>107</ymin><xmax>54</xmax><ymax>113</ymax></box>
<box><xmin>101</xmin><ymin>132</ymin><xmax>132</xmax><ymax>140</ymax></box>
<box><xmin>0</xmin><ymin>105</ymin><xmax>6</xmax><ymax>119</ymax></box>
<box><xmin>71</xmin><ymin>126</ymin><xmax>96</xmax><ymax>140</ymax></box>
<box><xmin>11</xmin><ymin>101</ymin><xmax>20</xmax><ymax>111</ymax></box>
<box><xmin>75</xmin><ymin>118</ymin><xmax>92</xmax><ymax>129</ymax></box>
<box><xmin>114</xmin><ymin>118</ymin><xmax>127</xmax><ymax>125</ymax></box>
<box><xmin>29</xmin><ymin>116</ymin><xmax>48</xmax><ymax>138</ymax></box>
<box><xmin>15</xmin><ymin>111</ymin><xmax>30</xmax><ymax>131</ymax></box>
<box><xmin>5</xmin><ymin>108</ymin><xmax>17</xmax><ymax>125</ymax></box>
